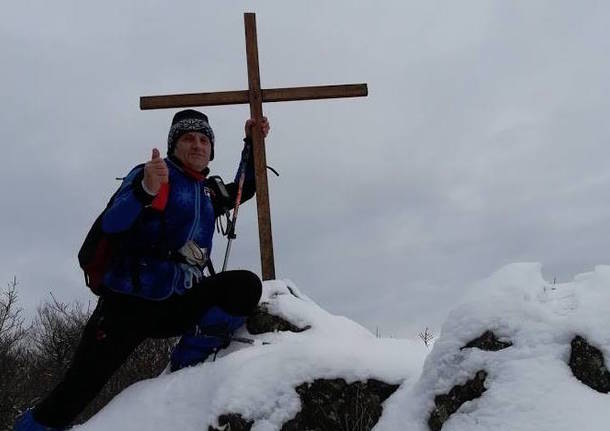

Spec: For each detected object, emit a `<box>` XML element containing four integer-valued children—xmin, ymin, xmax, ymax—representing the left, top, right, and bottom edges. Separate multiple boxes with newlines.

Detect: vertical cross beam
<box><xmin>244</xmin><ymin>13</ymin><xmax>275</xmax><ymax>280</ymax></box>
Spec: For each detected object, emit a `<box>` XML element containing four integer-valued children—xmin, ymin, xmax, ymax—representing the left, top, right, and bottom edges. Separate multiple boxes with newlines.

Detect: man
<box><xmin>15</xmin><ymin>109</ymin><xmax>269</xmax><ymax>430</ymax></box>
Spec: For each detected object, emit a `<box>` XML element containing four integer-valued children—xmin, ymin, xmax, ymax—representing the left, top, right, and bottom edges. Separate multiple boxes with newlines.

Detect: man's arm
<box><xmin>101</xmin><ymin>166</ymin><xmax>154</xmax><ymax>233</ymax></box>
<box><xmin>229</xmin><ymin>138</ymin><xmax>256</xmax><ymax>199</ymax></box>
<box><xmin>212</xmin><ymin>140</ymin><xmax>255</xmax><ymax>218</ymax></box>
<box><xmin>212</xmin><ymin>117</ymin><xmax>270</xmax><ymax>217</ymax></box>
<box><xmin>102</xmin><ymin>149</ymin><xmax>169</xmax><ymax>233</ymax></box>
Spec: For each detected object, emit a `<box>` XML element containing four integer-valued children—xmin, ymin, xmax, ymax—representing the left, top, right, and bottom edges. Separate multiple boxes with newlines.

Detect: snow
<box><xmin>378</xmin><ymin>263</ymin><xmax>610</xmax><ymax>430</ymax></box>
<box><xmin>75</xmin><ymin>265</ymin><xmax>610</xmax><ymax>430</ymax></box>
<box><xmin>74</xmin><ymin>279</ymin><xmax>427</xmax><ymax>431</ymax></box>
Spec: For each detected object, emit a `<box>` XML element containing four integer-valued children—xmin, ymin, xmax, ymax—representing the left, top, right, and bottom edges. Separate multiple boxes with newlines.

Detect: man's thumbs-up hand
<box><xmin>143</xmin><ymin>148</ymin><xmax>169</xmax><ymax>195</ymax></box>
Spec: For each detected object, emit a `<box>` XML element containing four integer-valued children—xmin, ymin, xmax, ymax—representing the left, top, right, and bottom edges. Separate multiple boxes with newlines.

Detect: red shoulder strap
<box><xmin>151</xmin><ymin>182</ymin><xmax>170</xmax><ymax>211</ymax></box>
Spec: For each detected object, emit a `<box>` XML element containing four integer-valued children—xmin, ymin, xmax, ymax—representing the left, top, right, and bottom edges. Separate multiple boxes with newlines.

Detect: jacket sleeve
<box><xmin>213</xmin><ymin>139</ymin><xmax>256</xmax><ymax>218</ymax></box>
<box><xmin>101</xmin><ymin>165</ymin><xmax>155</xmax><ymax>233</ymax></box>
<box><xmin>231</xmin><ymin>138</ymin><xmax>256</xmax><ymax>203</ymax></box>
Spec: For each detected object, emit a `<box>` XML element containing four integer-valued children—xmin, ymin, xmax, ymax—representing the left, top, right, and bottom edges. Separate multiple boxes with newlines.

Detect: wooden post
<box><xmin>244</xmin><ymin>13</ymin><xmax>275</xmax><ymax>280</ymax></box>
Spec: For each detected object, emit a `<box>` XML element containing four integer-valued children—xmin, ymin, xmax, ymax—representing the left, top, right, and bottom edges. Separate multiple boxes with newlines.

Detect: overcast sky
<box><xmin>2</xmin><ymin>1</ymin><xmax>610</xmax><ymax>338</ymax></box>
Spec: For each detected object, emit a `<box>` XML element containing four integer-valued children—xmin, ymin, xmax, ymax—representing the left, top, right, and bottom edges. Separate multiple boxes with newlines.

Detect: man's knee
<box><xmin>221</xmin><ymin>270</ymin><xmax>262</xmax><ymax>315</ymax></box>
<box><xmin>244</xmin><ymin>269</ymin><xmax>262</xmax><ymax>299</ymax></box>
<box><xmin>236</xmin><ymin>270</ymin><xmax>262</xmax><ymax>313</ymax></box>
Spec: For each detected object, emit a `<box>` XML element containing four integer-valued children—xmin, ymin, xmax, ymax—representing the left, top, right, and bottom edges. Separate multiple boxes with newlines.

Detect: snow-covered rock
<box><xmin>75</xmin><ymin>264</ymin><xmax>610</xmax><ymax>430</ymax></box>
<box><xmin>75</xmin><ymin>279</ymin><xmax>427</xmax><ymax>431</ymax></box>
<box><xmin>378</xmin><ymin>263</ymin><xmax>610</xmax><ymax>431</ymax></box>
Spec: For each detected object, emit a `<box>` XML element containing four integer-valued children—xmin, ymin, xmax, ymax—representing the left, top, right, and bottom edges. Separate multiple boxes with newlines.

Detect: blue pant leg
<box><xmin>13</xmin><ymin>410</ymin><xmax>63</xmax><ymax>431</ymax></box>
<box><xmin>170</xmin><ymin>306</ymin><xmax>246</xmax><ymax>371</ymax></box>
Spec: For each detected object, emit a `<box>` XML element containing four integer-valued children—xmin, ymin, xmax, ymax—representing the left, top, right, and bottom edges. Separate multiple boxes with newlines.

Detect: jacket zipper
<box><xmin>170</xmin><ymin>180</ymin><xmax>202</xmax><ymax>293</ymax></box>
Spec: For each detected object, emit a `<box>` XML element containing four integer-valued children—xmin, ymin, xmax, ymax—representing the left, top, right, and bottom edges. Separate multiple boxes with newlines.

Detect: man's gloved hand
<box><xmin>143</xmin><ymin>148</ymin><xmax>169</xmax><ymax>195</ymax></box>
<box><xmin>244</xmin><ymin>116</ymin><xmax>270</xmax><ymax>139</ymax></box>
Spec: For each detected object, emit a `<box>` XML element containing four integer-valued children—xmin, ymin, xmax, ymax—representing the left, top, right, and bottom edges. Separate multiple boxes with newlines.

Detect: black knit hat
<box><xmin>167</xmin><ymin>109</ymin><xmax>215</xmax><ymax>160</ymax></box>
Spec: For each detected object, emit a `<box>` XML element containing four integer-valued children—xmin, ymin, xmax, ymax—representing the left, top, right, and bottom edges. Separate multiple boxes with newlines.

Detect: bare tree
<box><xmin>30</xmin><ymin>294</ymin><xmax>90</xmax><ymax>370</ymax></box>
<box><xmin>418</xmin><ymin>327</ymin><xmax>435</xmax><ymax>348</ymax></box>
<box><xmin>0</xmin><ymin>277</ymin><xmax>26</xmax><ymax>354</ymax></box>
<box><xmin>0</xmin><ymin>277</ymin><xmax>30</xmax><ymax>430</ymax></box>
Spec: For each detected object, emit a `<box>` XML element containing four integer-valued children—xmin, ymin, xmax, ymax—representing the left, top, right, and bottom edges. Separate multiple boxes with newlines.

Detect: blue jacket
<box><xmin>101</xmin><ymin>144</ymin><xmax>255</xmax><ymax>300</ymax></box>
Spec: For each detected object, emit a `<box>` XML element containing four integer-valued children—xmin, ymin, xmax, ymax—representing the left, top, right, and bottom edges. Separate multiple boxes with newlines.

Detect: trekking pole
<box><xmin>222</xmin><ymin>140</ymin><xmax>251</xmax><ymax>272</ymax></box>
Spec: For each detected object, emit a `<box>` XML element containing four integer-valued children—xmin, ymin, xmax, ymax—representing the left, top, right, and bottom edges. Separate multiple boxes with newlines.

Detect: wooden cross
<box><xmin>140</xmin><ymin>13</ymin><xmax>368</xmax><ymax>281</ymax></box>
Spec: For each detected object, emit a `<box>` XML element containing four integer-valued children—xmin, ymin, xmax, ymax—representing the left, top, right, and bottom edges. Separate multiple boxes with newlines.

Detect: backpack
<box><xmin>78</xmin><ymin>166</ymin><xmax>144</xmax><ymax>295</ymax></box>
<box><xmin>78</xmin><ymin>189</ymin><xmax>125</xmax><ymax>295</ymax></box>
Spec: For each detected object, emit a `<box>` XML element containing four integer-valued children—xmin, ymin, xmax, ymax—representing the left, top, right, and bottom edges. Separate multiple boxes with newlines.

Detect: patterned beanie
<box><xmin>167</xmin><ymin>109</ymin><xmax>215</xmax><ymax>160</ymax></box>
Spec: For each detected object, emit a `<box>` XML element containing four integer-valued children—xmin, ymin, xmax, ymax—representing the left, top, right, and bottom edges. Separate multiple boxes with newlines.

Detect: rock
<box><xmin>428</xmin><ymin>370</ymin><xmax>487</xmax><ymax>431</ymax></box>
<box><xmin>569</xmin><ymin>335</ymin><xmax>610</xmax><ymax>393</ymax></box>
<box><xmin>208</xmin><ymin>413</ymin><xmax>253</xmax><ymax>431</ymax></box>
<box><xmin>246</xmin><ymin>305</ymin><xmax>311</xmax><ymax>335</ymax></box>
<box><xmin>461</xmin><ymin>330</ymin><xmax>512</xmax><ymax>351</ymax></box>
<box><xmin>281</xmin><ymin>378</ymin><xmax>399</xmax><ymax>431</ymax></box>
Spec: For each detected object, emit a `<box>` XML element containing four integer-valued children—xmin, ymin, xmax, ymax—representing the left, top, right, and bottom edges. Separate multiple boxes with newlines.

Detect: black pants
<box><xmin>33</xmin><ymin>270</ymin><xmax>262</xmax><ymax>429</ymax></box>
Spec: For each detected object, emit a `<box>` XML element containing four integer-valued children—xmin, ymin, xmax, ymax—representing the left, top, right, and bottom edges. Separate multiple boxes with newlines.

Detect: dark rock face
<box><xmin>569</xmin><ymin>335</ymin><xmax>610</xmax><ymax>393</ymax></box>
<box><xmin>428</xmin><ymin>370</ymin><xmax>487</xmax><ymax>431</ymax></box>
<box><xmin>461</xmin><ymin>330</ymin><xmax>512</xmax><ymax>352</ymax></box>
<box><xmin>208</xmin><ymin>379</ymin><xmax>398</xmax><ymax>431</ymax></box>
<box><xmin>281</xmin><ymin>378</ymin><xmax>399</xmax><ymax>431</ymax></box>
<box><xmin>246</xmin><ymin>305</ymin><xmax>311</xmax><ymax>335</ymax></box>
<box><xmin>208</xmin><ymin>413</ymin><xmax>253</xmax><ymax>431</ymax></box>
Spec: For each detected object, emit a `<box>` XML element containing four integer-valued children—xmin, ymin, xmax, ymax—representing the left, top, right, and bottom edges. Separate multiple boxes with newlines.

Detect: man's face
<box><xmin>174</xmin><ymin>132</ymin><xmax>211</xmax><ymax>172</ymax></box>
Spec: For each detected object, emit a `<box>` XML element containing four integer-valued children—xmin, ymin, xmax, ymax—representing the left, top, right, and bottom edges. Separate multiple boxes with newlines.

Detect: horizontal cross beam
<box><xmin>140</xmin><ymin>83</ymin><xmax>368</xmax><ymax>110</ymax></box>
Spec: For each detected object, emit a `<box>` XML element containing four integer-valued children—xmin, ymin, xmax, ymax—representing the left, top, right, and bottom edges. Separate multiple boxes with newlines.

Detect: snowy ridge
<box><xmin>75</xmin><ymin>280</ymin><xmax>427</xmax><ymax>431</ymax></box>
<box><xmin>75</xmin><ymin>265</ymin><xmax>610</xmax><ymax>430</ymax></box>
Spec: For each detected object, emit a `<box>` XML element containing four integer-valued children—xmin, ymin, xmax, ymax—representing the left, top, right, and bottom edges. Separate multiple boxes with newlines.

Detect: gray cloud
<box><xmin>2</xmin><ymin>1</ymin><xmax>610</xmax><ymax>337</ymax></box>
